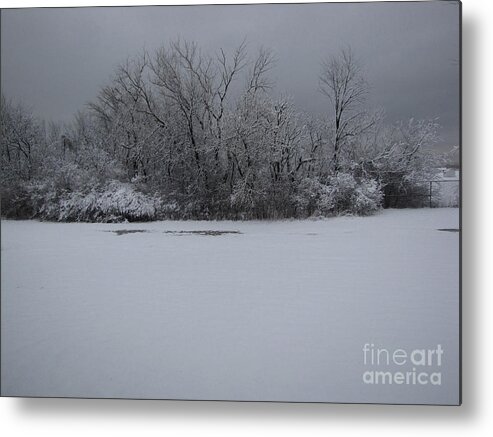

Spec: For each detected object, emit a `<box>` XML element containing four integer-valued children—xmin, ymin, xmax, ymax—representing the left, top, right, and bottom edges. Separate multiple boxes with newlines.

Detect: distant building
<box><xmin>444</xmin><ymin>168</ymin><xmax>457</xmax><ymax>178</ymax></box>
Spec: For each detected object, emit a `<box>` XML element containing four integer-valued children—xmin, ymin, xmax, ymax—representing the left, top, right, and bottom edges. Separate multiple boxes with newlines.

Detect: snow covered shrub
<box><xmin>325</xmin><ymin>173</ymin><xmax>359</xmax><ymax>213</ymax></box>
<box><xmin>30</xmin><ymin>181</ymin><xmax>64</xmax><ymax>220</ymax></box>
<box><xmin>350</xmin><ymin>177</ymin><xmax>384</xmax><ymax>215</ymax></box>
<box><xmin>1</xmin><ymin>179</ymin><xmax>62</xmax><ymax>219</ymax></box>
<box><xmin>326</xmin><ymin>173</ymin><xmax>383</xmax><ymax>215</ymax></box>
<box><xmin>1</xmin><ymin>179</ymin><xmax>162</xmax><ymax>222</ymax></box>
<box><xmin>0</xmin><ymin>182</ymin><xmax>35</xmax><ymax>218</ymax></box>
<box><xmin>57</xmin><ymin>181</ymin><xmax>163</xmax><ymax>222</ymax></box>
<box><xmin>296</xmin><ymin>178</ymin><xmax>332</xmax><ymax>216</ymax></box>
<box><xmin>296</xmin><ymin>174</ymin><xmax>382</xmax><ymax>217</ymax></box>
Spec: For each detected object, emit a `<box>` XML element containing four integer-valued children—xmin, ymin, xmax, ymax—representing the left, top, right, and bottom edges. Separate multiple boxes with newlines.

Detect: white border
<box><xmin>2</xmin><ymin>1</ymin><xmax>492</xmax><ymax>437</ymax></box>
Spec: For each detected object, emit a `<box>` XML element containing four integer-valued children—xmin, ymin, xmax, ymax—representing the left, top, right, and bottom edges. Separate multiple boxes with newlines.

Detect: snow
<box><xmin>1</xmin><ymin>208</ymin><xmax>459</xmax><ymax>404</ymax></box>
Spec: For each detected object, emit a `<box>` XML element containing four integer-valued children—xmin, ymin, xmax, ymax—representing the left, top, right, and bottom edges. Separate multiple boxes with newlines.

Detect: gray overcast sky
<box><xmin>1</xmin><ymin>1</ymin><xmax>460</xmax><ymax>148</ymax></box>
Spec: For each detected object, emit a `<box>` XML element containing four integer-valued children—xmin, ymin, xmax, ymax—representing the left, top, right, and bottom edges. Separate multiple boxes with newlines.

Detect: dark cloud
<box><xmin>1</xmin><ymin>1</ymin><xmax>460</xmax><ymax>148</ymax></box>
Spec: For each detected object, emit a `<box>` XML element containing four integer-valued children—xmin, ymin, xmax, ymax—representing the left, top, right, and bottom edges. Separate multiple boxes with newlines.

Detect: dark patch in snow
<box><xmin>437</xmin><ymin>228</ymin><xmax>460</xmax><ymax>233</ymax></box>
<box><xmin>106</xmin><ymin>229</ymin><xmax>150</xmax><ymax>236</ymax></box>
<box><xmin>164</xmin><ymin>230</ymin><xmax>241</xmax><ymax>236</ymax></box>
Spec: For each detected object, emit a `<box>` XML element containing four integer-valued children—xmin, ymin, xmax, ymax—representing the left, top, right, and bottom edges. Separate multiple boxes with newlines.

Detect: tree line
<box><xmin>1</xmin><ymin>42</ymin><xmax>444</xmax><ymax>221</ymax></box>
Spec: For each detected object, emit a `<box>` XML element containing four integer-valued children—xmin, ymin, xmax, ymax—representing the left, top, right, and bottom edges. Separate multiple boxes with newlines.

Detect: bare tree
<box><xmin>319</xmin><ymin>47</ymin><xmax>373</xmax><ymax>173</ymax></box>
<box><xmin>0</xmin><ymin>96</ymin><xmax>42</xmax><ymax>183</ymax></box>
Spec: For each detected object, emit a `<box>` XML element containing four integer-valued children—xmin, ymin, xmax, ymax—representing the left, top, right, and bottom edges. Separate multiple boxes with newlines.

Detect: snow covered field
<box><xmin>1</xmin><ymin>208</ymin><xmax>459</xmax><ymax>404</ymax></box>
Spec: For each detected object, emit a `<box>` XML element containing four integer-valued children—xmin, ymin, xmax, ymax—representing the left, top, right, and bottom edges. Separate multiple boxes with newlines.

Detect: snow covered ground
<box><xmin>1</xmin><ymin>208</ymin><xmax>460</xmax><ymax>404</ymax></box>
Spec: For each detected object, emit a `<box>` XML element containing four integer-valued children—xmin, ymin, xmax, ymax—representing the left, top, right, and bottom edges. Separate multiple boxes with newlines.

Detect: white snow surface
<box><xmin>1</xmin><ymin>208</ymin><xmax>459</xmax><ymax>404</ymax></box>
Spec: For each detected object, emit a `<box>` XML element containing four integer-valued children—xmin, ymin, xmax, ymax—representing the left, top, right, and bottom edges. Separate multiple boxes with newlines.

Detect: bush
<box><xmin>297</xmin><ymin>173</ymin><xmax>383</xmax><ymax>217</ymax></box>
<box><xmin>58</xmin><ymin>181</ymin><xmax>163</xmax><ymax>222</ymax></box>
<box><xmin>381</xmin><ymin>174</ymin><xmax>431</xmax><ymax>208</ymax></box>
<box><xmin>0</xmin><ymin>182</ymin><xmax>37</xmax><ymax>218</ymax></box>
<box><xmin>350</xmin><ymin>177</ymin><xmax>384</xmax><ymax>215</ymax></box>
<box><xmin>296</xmin><ymin>178</ymin><xmax>329</xmax><ymax>216</ymax></box>
<box><xmin>2</xmin><ymin>180</ymin><xmax>163</xmax><ymax>222</ymax></box>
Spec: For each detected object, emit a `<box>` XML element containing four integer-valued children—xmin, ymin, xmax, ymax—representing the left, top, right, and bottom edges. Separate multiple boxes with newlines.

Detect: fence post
<box><xmin>429</xmin><ymin>181</ymin><xmax>433</xmax><ymax>208</ymax></box>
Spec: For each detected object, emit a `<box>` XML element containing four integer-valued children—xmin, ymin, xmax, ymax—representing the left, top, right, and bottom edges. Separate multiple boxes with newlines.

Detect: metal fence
<box><xmin>385</xmin><ymin>179</ymin><xmax>460</xmax><ymax>208</ymax></box>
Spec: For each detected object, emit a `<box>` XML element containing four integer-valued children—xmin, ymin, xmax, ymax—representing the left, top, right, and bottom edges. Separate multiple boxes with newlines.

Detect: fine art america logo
<box><xmin>362</xmin><ymin>343</ymin><xmax>443</xmax><ymax>386</ymax></box>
